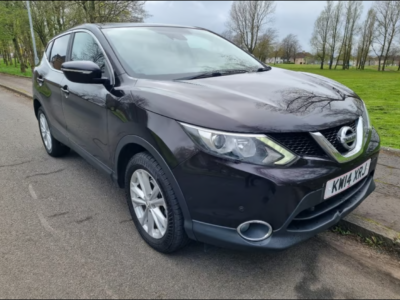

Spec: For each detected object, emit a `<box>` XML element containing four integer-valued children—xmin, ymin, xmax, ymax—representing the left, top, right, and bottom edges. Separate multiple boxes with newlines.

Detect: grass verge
<box><xmin>0</xmin><ymin>61</ymin><xmax>32</xmax><ymax>78</ymax></box>
<box><xmin>331</xmin><ymin>225</ymin><xmax>400</xmax><ymax>257</ymax></box>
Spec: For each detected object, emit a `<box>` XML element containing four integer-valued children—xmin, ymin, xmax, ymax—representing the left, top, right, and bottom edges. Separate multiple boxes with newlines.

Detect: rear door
<box><xmin>61</xmin><ymin>31</ymin><xmax>113</xmax><ymax>167</ymax></box>
<box><xmin>34</xmin><ymin>34</ymin><xmax>71</xmax><ymax>142</ymax></box>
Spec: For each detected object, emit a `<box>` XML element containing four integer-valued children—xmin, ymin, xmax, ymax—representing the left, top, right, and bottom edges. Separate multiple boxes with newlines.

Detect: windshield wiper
<box><xmin>176</xmin><ymin>69</ymin><xmax>249</xmax><ymax>80</ymax></box>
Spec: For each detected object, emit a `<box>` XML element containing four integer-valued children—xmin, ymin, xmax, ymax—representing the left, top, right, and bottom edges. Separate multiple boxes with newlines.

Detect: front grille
<box><xmin>268</xmin><ymin>119</ymin><xmax>358</xmax><ymax>158</ymax></box>
<box><xmin>268</xmin><ymin>132</ymin><xmax>327</xmax><ymax>157</ymax></box>
<box><xmin>319</xmin><ymin>120</ymin><xmax>358</xmax><ymax>154</ymax></box>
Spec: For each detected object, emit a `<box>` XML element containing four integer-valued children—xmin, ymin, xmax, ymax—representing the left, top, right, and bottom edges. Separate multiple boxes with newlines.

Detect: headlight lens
<box><xmin>361</xmin><ymin>101</ymin><xmax>371</xmax><ymax>130</ymax></box>
<box><xmin>361</xmin><ymin>101</ymin><xmax>371</xmax><ymax>140</ymax></box>
<box><xmin>180</xmin><ymin>123</ymin><xmax>296</xmax><ymax>166</ymax></box>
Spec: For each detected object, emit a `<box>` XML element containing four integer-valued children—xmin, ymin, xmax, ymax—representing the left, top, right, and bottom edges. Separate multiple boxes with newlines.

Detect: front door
<box><xmin>62</xmin><ymin>31</ymin><xmax>113</xmax><ymax>167</ymax></box>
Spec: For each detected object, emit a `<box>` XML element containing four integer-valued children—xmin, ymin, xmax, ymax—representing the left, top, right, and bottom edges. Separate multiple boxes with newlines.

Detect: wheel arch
<box><xmin>114</xmin><ymin>135</ymin><xmax>195</xmax><ymax>240</ymax></box>
<box><xmin>33</xmin><ymin>98</ymin><xmax>42</xmax><ymax>119</ymax></box>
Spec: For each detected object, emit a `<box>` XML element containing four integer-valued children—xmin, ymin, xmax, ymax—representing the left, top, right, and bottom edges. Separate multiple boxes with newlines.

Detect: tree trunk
<box><xmin>12</xmin><ymin>37</ymin><xmax>26</xmax><ymax>73</ymax></box>
<box><xmin>1</xmin><ymin>49</ymin><xmax>7</xmax><ymax>65</ymax></box>
<box><xmin>334</xmin><ymin>46</ymin><xmax>342</xmax><ymax>69</ymax></box>
<box><xmin>398</xmin><ymin>61</ymin><xmax>400</xmax><ymax>71</ymax></box>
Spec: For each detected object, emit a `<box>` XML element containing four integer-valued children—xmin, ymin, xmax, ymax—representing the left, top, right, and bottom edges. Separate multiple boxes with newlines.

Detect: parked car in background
<box><xmin>32</xmin><ymin>23</ymin><xmax>380</xmax><ymax>253</ymax></box>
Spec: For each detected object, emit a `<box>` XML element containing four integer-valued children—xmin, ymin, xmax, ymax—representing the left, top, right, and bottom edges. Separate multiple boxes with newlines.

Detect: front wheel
<box><xmin>125</xmin><ymin>152</ymin><xmax>189</xmax><ymax>253</ymax></box>
<box><xmin>37</xmin><ymin>107</ymin><xmax>70</xmax><ymax>157</ymax></box>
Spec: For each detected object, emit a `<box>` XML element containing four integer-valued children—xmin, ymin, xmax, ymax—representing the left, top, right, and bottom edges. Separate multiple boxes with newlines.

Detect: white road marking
<box><xmin>37</xmin><ymin>211</ymin><xmax>62</xmax><ymax>238</ymax></box>
<box><xmin>28</xmin><ymin>184</ymin><xmax>38</xmax><ymax>200</ymax></box>
<box><xmin>29</xmin><ymin>183</ymin><xmax>61</xmax><ymax>238</ymax></box>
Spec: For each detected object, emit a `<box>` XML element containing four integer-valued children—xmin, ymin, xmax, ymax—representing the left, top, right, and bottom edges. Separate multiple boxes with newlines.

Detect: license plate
<box><xmin>324</xmin><ymin>159</ymin><xmax>371</xmax><ymax>199</ymax></box>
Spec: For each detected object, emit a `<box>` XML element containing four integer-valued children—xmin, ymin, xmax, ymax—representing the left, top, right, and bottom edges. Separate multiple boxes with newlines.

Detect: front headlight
<box><xmin>361</xmin><ymin>101</ymin><xmax>371</xmax><ymax>130</ymax></box>
<box><xmin>361</xmin><ymin>101</ymin><xmax>371</xmax><ymax>140</ymax></box>
<box><xmin>180</xmin><ymin>123</ymin><xmax>296</xmax><ymax>166</ymax></box>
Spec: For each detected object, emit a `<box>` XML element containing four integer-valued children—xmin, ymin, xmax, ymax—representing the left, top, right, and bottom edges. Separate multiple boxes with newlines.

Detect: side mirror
<box><xmin>61</xmin><ymin>61</ymin><xmax>105</xmax><ymax>84</ymax></box>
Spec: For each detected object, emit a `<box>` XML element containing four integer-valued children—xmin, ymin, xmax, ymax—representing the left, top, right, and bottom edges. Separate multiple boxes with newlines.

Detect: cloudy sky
<box><xmin>145</xmin><ymin>1</ymin><xmax>374</xmax><ymax>52</ymax></box>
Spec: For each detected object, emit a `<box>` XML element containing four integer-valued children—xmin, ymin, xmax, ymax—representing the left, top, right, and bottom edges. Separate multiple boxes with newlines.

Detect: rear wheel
<box><xmin>125</xmin><ymin>152</ymin><xmax>189</xmax><ymax>253</ymax></box>
<box><xmin>38</xmin><ymin>107</ymin><xmax>70</xmax><ymax>157</ymax></box>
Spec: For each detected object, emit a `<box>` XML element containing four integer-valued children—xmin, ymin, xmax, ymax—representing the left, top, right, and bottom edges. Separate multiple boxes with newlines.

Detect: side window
<box><xmin>50</xmin><ymin>34</ymin><xmax>70</xmax><ymax>70</ymax></box>
<box><xmin>71</xmin><ymin>32</ymin><xmax>109</xmax><ymax>77</ymax></box>
<box><xmin>45</xmin><ymin>41</ymin><xmax>53</xmax><ymax>62</ymax></box>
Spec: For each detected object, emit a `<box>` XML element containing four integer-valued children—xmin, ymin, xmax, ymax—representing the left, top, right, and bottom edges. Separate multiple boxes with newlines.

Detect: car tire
<box><xmin>125</xmin><ymin>152</ymin><xmax>190</xmax><ymax>253</ymax></box>
<box><xmin>37</xmin><ymin>107</ymin><xmax>70</xmax><ymax>157</ymax></box>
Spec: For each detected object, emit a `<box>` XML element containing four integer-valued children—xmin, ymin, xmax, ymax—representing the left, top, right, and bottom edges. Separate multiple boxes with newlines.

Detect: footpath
<box><xmin>0</xmin><ymin>72</ymin><xmax>399</xmax><ymax>251</ymax></box>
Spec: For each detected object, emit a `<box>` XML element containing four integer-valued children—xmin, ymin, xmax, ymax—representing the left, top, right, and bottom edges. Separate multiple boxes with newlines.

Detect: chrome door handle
<box><xmin>61</xmin><ymin>87</ymin><xmax>69</xmax><ymax>98</ymax></box>
<box><xmin>37</xmin><ymin>77</ymin><xmax>44</xmax><ymax>86</ymax></box>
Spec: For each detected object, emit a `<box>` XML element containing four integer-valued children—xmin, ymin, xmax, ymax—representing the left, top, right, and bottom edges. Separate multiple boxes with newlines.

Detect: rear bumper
<box><xmin>192</xmin><ymin>175</ymin><xmax>376</xmax><ymax>251</ymax></box>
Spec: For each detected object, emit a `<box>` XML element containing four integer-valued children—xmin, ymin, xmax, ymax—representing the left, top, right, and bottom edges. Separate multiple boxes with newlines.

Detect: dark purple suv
<box><xmin>32</xmin><ymin>23</ymin><xmax>380</xmax><ymax>253</ymax></box>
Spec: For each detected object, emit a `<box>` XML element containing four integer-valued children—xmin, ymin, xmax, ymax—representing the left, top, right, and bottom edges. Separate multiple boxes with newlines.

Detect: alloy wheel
<box><xmin>130</xmin><ymin>169</ymin><xmax>168</xmax><ymax>239</ymax></box>
<box><xmin>39</xmin><ymin>113</ymin><xmax>52</xmax><ymax>152</ymax></box>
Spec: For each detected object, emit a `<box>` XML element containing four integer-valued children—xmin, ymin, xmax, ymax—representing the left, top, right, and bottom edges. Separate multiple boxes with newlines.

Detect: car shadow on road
<box><xmin>169</xmin><ymin>238</ymin><xmax>339</xmax><ymax>299</ymax></box>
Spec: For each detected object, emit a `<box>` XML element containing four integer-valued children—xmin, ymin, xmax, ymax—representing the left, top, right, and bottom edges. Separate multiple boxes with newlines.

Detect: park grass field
<box><xmin>0</xmin><ymin>61</ymin><xmax>32</xmax><ymax>78</ymax></box>
<box><xmin>274</xmin><ymin>64</ymin><xmax>400</xmax><ymax>149</ymax></box>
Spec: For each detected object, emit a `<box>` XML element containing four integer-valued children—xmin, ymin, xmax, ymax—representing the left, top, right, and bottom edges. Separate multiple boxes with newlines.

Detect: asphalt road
<box><xmin>1</xmin><ymin>87</ymin><xmax>400</xmax><ymax>299</ymax></box>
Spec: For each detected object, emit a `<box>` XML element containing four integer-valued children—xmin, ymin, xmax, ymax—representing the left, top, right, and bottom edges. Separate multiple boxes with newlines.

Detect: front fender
<box><xmin>114</xmin><ymin>134</ymin><xmax>196</xmax><ymax>240</ymax></box>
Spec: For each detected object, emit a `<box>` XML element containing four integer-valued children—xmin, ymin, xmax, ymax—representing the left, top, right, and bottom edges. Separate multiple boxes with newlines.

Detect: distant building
<box><xmin>265</xmin><ymin>57</ymin><xmax>283</xmax><ymax>64</ymax></box>
<box><xmin>266</xmin><ymin>52</ymin><xmax>314</xmax><ymax>64</ymax></box>
<box><xmin>355</xmin><ymin>56</ymin><xmax>399</xmax><ymax>67</ymax></box>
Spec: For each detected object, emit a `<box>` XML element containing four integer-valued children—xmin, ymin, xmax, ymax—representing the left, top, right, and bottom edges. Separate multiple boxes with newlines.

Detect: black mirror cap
<box><xmin>61</xmin><ymin>61</ymin><xmax>102</xmax><ymax>84</ymax></box>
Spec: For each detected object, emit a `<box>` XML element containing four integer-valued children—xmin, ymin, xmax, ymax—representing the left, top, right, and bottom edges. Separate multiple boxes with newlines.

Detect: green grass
<box><xmin>0</xmin><ymin>61</ymin><xmax>32</xmax><ymax>78</ymax></box>
<box><xmin>274</xmin><ymin>64</ymin><xmax>400</xmax><ymax>149</ymax></box>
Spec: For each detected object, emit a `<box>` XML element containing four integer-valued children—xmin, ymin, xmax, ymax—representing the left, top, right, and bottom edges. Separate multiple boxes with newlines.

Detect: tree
<box><xmin>398</xmin><ymin>35</ymin><xmax>400</xmax><ymax>71</ymax></box>
<box><xmin>227</xmin><ymin>1</ymin><xmax>276</xmax><ymax>54</ymax></box>
<box><xmin>271</xmin><ymin>42</ymin><xmax>284</xmax><ymax>64</ymax></box>
<box><xmin>253</xmin><ymin>28</ymin><xmax>277</xmax><ymax>62</ymax></box>
<box><xmin>328</xmin><ymin>1</ymin><xmax>343</xmax><ymax>69</ymax></box>
<box><xmin>387</xmin><ymin>45</ymin><xmax>399</xmax><ymax>66</ymax></box>
<box><xmin>0</xmin><ymin>1</ymin><xmax>149</xmax><ymax>75</ymax></box>
<box><xmin>356</xmin><ymin>8</ymin><xmax>376</xmax><ymax>69</ymax></box>
<box><xmin>373</xmin><ymin>1</ymin><xmax>400</xmax><ymax>71</ymax></box>
<box><xmin>220</xmin><ymin>29</ymin><xmax>242</xmax><ymax>47</ymax></box>
<box><xmin>0</xmin><ymin>1</ymin><xmax>30</xmax><ymax>72</ymax></box>
<box><xmin>341</xmin><ymin>1</ymin><xmax>363</xmax><ymax>70</ymax></box>
<box><xmin>281</xmin><ymin>34</ymin><xmax>300</xmax><ymax>63</ymax></box>
<box><xmin>74</xmin><ymin>1</ymin><xmax>148</xmax><ymax>24</ymax></box>
<box><xmin>310</xmin><ymin>1</ymin><xmax>333</xmax><ymax>69</ymax></box>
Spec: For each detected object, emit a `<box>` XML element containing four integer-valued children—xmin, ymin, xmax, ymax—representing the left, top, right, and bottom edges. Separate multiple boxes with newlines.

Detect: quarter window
<box><xmin>45</xmin><ymin>41</ymin><xmax>53</xmax><ymax>62</ymax></box>
<box><xmin>50</xmin><ymin>34</ymin><xmax>70</xmax><ymax>70</ymax></box>
<box><xmin>71</xmin><ymin>32</ymin><xmax>108</xmax><ymax>77</ymax></box>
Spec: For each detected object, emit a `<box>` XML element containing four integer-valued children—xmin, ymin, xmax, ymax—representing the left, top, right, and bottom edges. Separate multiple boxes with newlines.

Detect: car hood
<box><xmin>129</xmin><ymin>67</ymin><xmax>364</xmax><ymax>133</ymax></box>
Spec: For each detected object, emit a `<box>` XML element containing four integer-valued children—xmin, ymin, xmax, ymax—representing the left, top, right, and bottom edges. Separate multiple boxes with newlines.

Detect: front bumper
<box><xmin>191</xmin><ymin>174</ymin><xmax>375</xmax><ymax>251</ymax></box>
<box><xmin>172</xmin><ymin>126</ymin><xmax>380</xmax><ymax>251</ymax></box>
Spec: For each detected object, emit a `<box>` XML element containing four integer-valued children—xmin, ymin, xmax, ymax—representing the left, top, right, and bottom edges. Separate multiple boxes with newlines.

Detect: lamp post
<box><xmin>26</xmin><ymin>0</ymin><xmax>39</xmax><ymax>65</ymax></box>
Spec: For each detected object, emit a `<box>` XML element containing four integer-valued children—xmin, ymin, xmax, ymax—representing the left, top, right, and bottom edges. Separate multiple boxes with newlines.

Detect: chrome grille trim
<box><xmin>310</xmin><ymin>117</ymin><xmax>364</xmax><ymax>163</ymax></box>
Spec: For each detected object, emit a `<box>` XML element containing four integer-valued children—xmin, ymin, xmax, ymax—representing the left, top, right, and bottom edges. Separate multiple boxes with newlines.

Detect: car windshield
<box><xmin>102</xmin><ymin>26</ymin><xmax>265</xmax><ymax>80</ymax></box>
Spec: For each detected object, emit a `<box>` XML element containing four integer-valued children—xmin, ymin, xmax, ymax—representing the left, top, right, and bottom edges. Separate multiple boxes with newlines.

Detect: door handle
<box><xmin>37</xmin><ymin>77</ymin><xmax>44</xmax><ymax>86</ymax></box>
<box><xmin>61</xmin><ymin>86</ymin><xmax>70</xmax><ymax>98</ymax></box>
